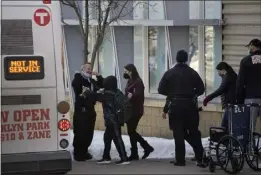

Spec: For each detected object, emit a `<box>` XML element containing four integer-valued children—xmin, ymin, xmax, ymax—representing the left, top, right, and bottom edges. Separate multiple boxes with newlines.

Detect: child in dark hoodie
<box><xmin>83</xmin><ymin>76</ymin><xmax>130</xmax><ymax>165</ymax></box>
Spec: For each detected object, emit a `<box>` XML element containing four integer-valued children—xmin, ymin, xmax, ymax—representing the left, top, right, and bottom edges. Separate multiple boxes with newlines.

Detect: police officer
<box><xmin>236</xmin><ymin>39</ymin><xmax>261</xmax><ymax>131</ymax></box>
<box><xmin>158</xmin><ymin>50</ymin><xmax>206</xmax><ymax>167</ymax></box>
<box><xmin>72</xmin><ymin>63</ymin><xmax>103</xmax><ymax>161</ymax></box>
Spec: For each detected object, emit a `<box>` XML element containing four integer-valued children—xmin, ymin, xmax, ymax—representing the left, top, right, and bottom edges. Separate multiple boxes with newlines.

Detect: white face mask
<box><xmin>81</xmin><ymin>71</ymin><xmax>91</xmax><ymax>78</ymax></box>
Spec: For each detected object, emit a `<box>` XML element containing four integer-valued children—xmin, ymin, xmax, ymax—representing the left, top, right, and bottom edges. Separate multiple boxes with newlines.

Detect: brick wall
<box><xmin>93</xmin><ymin>100</ymin><xmax>261</xmax><ymax>138</ymax></box>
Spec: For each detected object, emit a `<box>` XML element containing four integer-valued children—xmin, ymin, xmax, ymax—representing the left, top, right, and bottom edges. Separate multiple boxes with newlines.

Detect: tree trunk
<box><xmin>83</xmin><ymin>0</ymin><xmax>89</xmax><ymax>63</ymax></box>
<box><xmin>90</xmin><ymin>37</ymin><xmax>101</xmax><ymax>67</ymax></box>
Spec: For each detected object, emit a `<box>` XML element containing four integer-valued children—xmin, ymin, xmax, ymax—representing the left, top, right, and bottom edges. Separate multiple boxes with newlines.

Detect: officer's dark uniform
<box><xmin>72</xmin><ymin>72</ymin><xmax>103</xmax><ymax>161</ymax></box>
<box><xmin>158</xmin><ymin>50</ymin><xmax>205</xmax><ymax>166</ymax></box>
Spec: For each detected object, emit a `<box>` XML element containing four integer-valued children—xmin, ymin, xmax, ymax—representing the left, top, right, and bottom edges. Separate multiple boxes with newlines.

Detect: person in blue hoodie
<box><xmin>83</xmin><ymin>75</ymin><xmax>130</xmax><ymax>165</ymax></box>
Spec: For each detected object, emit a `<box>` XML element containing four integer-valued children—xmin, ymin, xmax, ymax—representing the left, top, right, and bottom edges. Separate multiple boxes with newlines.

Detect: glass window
<box><xmin>98</xmin><ymin>27</ymin><xmax>115</xmax><ymax>77</ymax></box>
<box><xmin>204</xmin><ymin>26</ymin><xmax>222</xmax><ymax>95</ymax></box>
<box><xmin>134</xmin><ymin>26</ymin><xmax>144</xmax><ymax>78</ymax></box>
<box><xmin>101</xmin><ymin>0</ymin><xmax>110</xmax><ymax>20</ymax></box>
<box><xmin>189</xmin><ymin>1</ymin><xmax>201</xmax><ymax>20</ymax></box>
<box><xmin>189</xmin><ymin>26</ymin><xmax>222</xmax><ymax>96</ymax></box>
<box><xmin>189</xmin><ymin>26</ymin><xmax>199</xmax><ymax>73</ymax></box>
<box><xmin>189</xmin><ymin>0</ymin><xmax>221</xmax><ymax>19</ymax></box>
<box><xmin>148</xmin><ymin>26</ymin><xmax>166</xmax><ymax>93</ymax></box>
<box><xmin>133</xmin><ymin>1</ymin><xmax>165</xmax><ymax>20</ymax></box>
<box><xmin>204</xmin><ymin>1</ymin><xmax>221</xmax><ymax>19</ymax></box>
<box><xmin>148</xmin><ymin>1</ymin><xmax>165</xmax><ymax>20</ymax></box>
<box><xmin>133</xmin><ymin>1</ymin><xmax>148</xmax><ymax>20</ymax></box>
<box><xmin>205</xmin><ymin>26</ymin><xmax>215</xmax><ymax>95</ymax></box>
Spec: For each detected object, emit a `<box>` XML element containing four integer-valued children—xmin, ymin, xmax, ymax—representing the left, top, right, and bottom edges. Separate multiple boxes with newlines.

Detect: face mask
<box><xmin>81</xmin><ymin>71</ymin><xmax>91</xmax><ymax>79</ymax></box>
<box><xmin>123</xmin><ymin>73</ymin><xmax>130</xmax><ymax>79</ymax></box>
<box><xmin>218</xmin><ymin>72</ymin><xmax>224</xmax><ymax>78</ymax></box>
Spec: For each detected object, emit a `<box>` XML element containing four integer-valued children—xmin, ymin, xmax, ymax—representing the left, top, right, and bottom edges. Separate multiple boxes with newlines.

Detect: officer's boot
<box><xmin>128</xmin><ymin>147</ymin><xmax>139</xmax><ymax>161</ymax></box>
<box><xmin>140</xmin><ymin>140</ymin><xmax>154</xmax><ymax>159</ymax></box>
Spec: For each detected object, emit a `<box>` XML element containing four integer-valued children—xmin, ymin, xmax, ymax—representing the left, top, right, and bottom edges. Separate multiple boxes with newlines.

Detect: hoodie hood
<box><xmin>176</xmin><ymin>50</ymin><xmax>188</xmax><ymax>63</ymax></box>
<box><xmin>103</xmin><ymin>76</ymin><xmax>118</xmax><ymax>92</ymax></box>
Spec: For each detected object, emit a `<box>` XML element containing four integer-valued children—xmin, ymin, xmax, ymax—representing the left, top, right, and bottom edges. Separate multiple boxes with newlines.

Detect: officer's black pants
<box><xmin>169</xmin><ymin>99</ymin><xmax>204</xmax><ymax>164</ymax></box>
<box><xmin>103</xmin><ymin>122</ymin><xmax>128</xmax><ymax>161</ymax></box>
<box><xmin>73</xmin><ymin>108</ymin><xmax>96</xmax><ymax>160</ymax></box>
<box><xmin>127</xmin><ymin>116</ymin><xmax>151</xmax><ymax>155</ymax></box>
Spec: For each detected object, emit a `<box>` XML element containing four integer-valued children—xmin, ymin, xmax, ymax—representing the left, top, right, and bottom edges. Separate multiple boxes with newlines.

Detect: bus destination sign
<box><xmin>4</xmin><ymin>56</ymin><xmax>44</xmax><ymax>80</ymax></box>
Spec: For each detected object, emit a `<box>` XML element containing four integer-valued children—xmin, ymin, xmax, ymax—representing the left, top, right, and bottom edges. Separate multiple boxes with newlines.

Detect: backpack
<box><xmin>113</xmin><ymin>90</ymin><xmax>132</xmax><ymax>125</ymax></box>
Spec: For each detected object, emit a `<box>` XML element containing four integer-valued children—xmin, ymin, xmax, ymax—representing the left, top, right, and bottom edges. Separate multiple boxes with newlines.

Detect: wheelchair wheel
<box><xmin>245</xmin><ymin>132</ymin><xmax>261</xmax><ymax>171</ymax></box>
<box><xmin>209</xmin><ymin>158</ymin><xmax>216</xmax><ymax>173</ymax></box>
<box><xmin>216</xmin><ymin>135</ymin><xmax>244</xmax><ymax>174</ymax></box>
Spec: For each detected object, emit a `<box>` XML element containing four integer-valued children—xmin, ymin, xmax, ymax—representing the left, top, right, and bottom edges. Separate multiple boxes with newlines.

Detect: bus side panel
<box><xmin>1</xmin><ymin>88</ymin><xmax>58</xmax><ymax>154</ymax></box>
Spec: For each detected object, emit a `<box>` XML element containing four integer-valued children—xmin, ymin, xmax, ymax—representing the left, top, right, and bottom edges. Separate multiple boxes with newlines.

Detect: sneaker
<box><xmin>173</xmin><ymin>161</ymin><xmax>186</xmax><ymax>166</ymax></box>
<box><xmin>115</xmin><ymin>160</ymin><xmax>131</xmax><ymax>165</ymax></box>
<box><xmin>197</xmin><ymin>162</ymin><xmax>208</xmax><ymax>168</ymax></box>
<box><xmin>142</xmin><ymin>147</ymin><xmax>154</xmax><ymax>159</ymax></box>
<box><xmin>85</xmin><ymin>152</ymin><xmax>93</xmax><ymax>160</ymax></box>
<box><xmin>97</xmin><ymin>158</ymin><xmax>112</xmax><ymax>164</ymax></box>
<box><xmin>74</xmin><ymin>157</ymin><xmax>86</xmax><ymax>162</ymax></box>
<box><xmin>128</xmin><ymin>155</ymin><xmax>139</xmax><ymax>161</ymax></box>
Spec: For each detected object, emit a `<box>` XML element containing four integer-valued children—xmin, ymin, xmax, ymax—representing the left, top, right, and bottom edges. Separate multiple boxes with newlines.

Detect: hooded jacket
<box><xmin>206</xmin><ymin>70</ymin><xmax>237</xmax><ymax>108</ymax></box>
<box><xmin>84</xmin><ymin>76</ymin><xmax>122</xmax><ymax>126</ymax></box>
<box><xmin>236</xmin><ymin>50</ymin><xmax>261</xmax><ymax>103</ymax></box>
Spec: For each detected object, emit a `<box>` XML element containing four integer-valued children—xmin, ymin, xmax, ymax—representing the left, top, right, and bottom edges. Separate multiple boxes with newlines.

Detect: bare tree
<box><xmin>60</xmin><ymin>0</ymin><xmax>147</xmax><ymax>69</ymax></box>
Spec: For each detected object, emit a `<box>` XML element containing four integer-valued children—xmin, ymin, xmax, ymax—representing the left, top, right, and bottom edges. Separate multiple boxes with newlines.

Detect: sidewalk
<box><xmin>69</xmin><ymin>159</ymin><xmax>260</xmax><ymax>174</ymax></box>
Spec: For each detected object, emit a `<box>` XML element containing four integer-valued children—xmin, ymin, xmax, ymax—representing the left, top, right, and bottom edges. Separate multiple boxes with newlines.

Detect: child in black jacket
<box><xmin>83</xmin><ymin>76</ymin><xmax>130</xmax><ymax>165</ymax></box>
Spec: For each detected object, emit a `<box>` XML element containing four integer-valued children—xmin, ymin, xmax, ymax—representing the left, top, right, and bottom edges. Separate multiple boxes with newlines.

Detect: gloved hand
<box><xmin>203</xmin><ymin>96</ymin><xmax>210</xmax><ymax>106</ymax></box>
<box><xmin>161</xmin><ymin>112</ymin><xmax>167</xmax><ymax>119</ymax></box>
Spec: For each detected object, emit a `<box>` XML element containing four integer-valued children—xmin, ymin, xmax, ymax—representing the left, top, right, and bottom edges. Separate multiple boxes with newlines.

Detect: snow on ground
<box><xmin>69</xmin><ymin>130</ymin><xmax>210</xmax><ymax>161</ymax></box>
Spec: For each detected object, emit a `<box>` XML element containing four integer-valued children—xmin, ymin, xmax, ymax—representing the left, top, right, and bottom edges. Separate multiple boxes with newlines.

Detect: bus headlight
<box><xmin>60</xmin><ymin>139</ymin><xmax>69</xmax><ymax>149</ymax></box>
<box><xmin>57</xmin><ymin>101</ymin><xmax>70</xmax><ymax>114</ymax></box>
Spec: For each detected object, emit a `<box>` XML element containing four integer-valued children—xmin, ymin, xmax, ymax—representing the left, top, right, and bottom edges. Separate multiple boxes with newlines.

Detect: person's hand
<box><xmin>82</xmin><ymin>86</ymin><xmax>90</xmax><ymax>94</ymax></box>
<box><xmin>203</xmin><ymin>97</ymin><xmax>210</xmax><ymax>106</ymax></box>
<box><xmin>162</xmin><ymin>112</ymin><xmax>167</xmax><ymax>119</ymax></box>
<box><xmin>92</xmin><ymin>71</ymin><xmax>100</xmax><ymax>76</ymax></box>
<box><xmin>127</xmin><ymin>93</ymin><xmax>133</xmax><ymax>99</ymax></box>
<box><xmin>97</xmin><ymin>88</ymin><xmax>104</xmax><ymax>93</ymax></box>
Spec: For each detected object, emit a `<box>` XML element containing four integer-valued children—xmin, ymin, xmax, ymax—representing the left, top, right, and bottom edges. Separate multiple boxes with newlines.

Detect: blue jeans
<box><xmin>221</xmin><ymin>109</ymin><xmax>228</xmax><ymax>130</ymax></box>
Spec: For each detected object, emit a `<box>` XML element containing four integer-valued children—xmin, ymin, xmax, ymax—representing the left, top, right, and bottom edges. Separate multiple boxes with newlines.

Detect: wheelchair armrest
<box><xmin>209</xmin><ymin>126</ymin><xmax>226</xmax><ymax>133</ymax></box>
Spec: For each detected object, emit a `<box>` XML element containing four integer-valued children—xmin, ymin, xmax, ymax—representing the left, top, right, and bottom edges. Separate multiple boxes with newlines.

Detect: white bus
<box><xmin>1</xmin><ymin>0</ymin><xmax>72</xmax><ymax>174</ymax></box>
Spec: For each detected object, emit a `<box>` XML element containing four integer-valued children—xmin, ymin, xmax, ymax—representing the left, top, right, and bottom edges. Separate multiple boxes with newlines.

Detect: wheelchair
<box><xmin>205</xmin><ymin>103</ymin><xmax>261</xmax><ymax>174</ymax></box>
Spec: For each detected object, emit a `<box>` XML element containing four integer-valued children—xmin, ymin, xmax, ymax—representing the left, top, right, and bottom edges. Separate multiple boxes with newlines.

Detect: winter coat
<box><xmin>206</xmin><ymin>71</ymin><xmax>237</xmax><ymax>108</ymax></box>
<box><xmin>71</xmin><ymin>73</ymin><xmax>103</xmax><ymax>111</ymax></box>
<box><xmin>236</xmin><ymin>50</ymin><xmax>261</xmax><ymax>103</ymax></box>
<box><xmin>84</xmin><ymin>76</ymin><xmax>122</xmax><ymax>126</ymax></box>
<box><xmin>158</xmin><ymin>63</ymin><xmax>205</xmax><ymax>99</ymax></box>
<box><xmin>125</xmin><ymin>78</ymin><xmax>145</xmax><ymax>118</ymax></box>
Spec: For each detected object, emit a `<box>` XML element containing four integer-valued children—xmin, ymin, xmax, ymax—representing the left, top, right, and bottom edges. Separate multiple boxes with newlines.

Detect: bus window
<box><xmin>2</xmin><ymin>19</ymin><xmax>34</xmax><ymax>55</ymax></box>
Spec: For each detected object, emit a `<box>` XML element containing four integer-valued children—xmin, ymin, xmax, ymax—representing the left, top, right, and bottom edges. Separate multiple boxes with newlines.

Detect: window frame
<box><xmin>139</xmin><ymin>24</ymin><xmax>222</xmax><ymax>102</ymax></box>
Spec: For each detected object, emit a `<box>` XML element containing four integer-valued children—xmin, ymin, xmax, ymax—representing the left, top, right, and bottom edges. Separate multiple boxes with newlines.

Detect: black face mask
<box><xmin>123</xmin><ymin>73</ymin><xmax>130</xmax><ymax>79</ymax></box>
